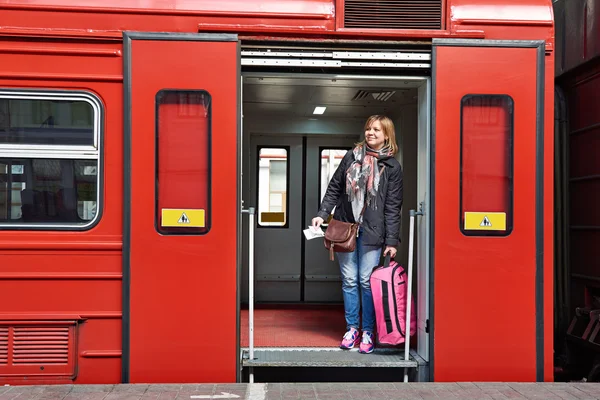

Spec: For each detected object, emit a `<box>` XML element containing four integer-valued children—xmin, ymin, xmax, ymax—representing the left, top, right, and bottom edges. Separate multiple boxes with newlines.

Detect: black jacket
<box><xmin>317</xmin><ymin>150</ymin><xmax>403</xmax><ymax>247</ymax></box>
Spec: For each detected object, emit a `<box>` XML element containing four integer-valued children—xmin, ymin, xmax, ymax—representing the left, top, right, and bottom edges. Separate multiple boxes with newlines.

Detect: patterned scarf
<box><xmin>345</xmin><ymin>144</ymin><xmax>392</xmax><ymax>223</ymax></box>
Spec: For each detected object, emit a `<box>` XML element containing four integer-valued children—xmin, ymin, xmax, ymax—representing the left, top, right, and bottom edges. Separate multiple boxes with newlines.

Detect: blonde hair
<box><xmin>357</xmin><ymin>115</ymin><xmax>398</xmax><ymax>155</ymax></box>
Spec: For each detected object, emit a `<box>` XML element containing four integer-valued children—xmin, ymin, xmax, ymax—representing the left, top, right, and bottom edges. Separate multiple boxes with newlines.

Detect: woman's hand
<box><xmin>383</xmin><ymin>246</ymin><xmax>397</xmax><ymax>258</ymax></box>
<box><xmin>312</xmin><ymin>216</ymin><xmax>324</xmax><ymax>229</ymax></box>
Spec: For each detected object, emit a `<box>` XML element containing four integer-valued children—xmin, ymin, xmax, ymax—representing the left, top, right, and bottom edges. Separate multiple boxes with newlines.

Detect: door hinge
<box><xmin>425</xmin><ymin>319</ymin><xmax>430</xmax><ymax>333</ymax></box>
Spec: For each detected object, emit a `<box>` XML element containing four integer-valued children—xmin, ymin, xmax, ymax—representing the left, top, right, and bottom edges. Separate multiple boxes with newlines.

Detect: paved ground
<box><xmin>2</xmin><ymin>382</ymin><xmax>600</xmax><ymax>400</ymax></box>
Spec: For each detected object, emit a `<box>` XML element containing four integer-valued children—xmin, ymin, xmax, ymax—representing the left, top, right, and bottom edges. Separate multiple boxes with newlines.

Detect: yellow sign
<box><xmin>161</xmin><ymin>209</ymin><xmax>205</xmax><ymax>228</ymax></box>
<box><xmin>260</xmin><ymin>212</ymin><xmax>285</xmax><ymax>223</ymax></box>
<box><xmin>464</xmin><ymin>212</ymin><xmax>506</xmax><ymax>231</ymax></box>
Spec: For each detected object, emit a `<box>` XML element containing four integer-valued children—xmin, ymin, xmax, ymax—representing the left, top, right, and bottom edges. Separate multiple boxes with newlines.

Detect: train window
<box><xmin>0</xmin><ymin>159</ymin><xmax>97</xmax><ymax>224</ymax></box>
<box><xmin>257</xmin><ymin>147</ymin><xmax>288</xmax><ymax>227</ymax></box>
<box><xmin>0</xmin><ymin>90</ymin><xmax>102</xmax><ymax>229</ymax></box>
<box><xmin>460</xmin><ymin>94</ymin><xmax>514</xmax><ymax>236</ymax></box>
<box><xmin>0</xmin><ymin>93</ymin><xmax>96</xmax><ymax>148</ymax></box>
<box><xmin>155</xmin><ymin>90</ymin><xmax>211</xmax><ymax>235</ymax></box>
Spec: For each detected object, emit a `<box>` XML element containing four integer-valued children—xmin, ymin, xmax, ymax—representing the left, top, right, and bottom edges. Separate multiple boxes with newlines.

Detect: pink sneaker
<box><xmin>340</xmin><ymin>327</ymin><xmax>360</xmax><ymax>350</ymax></box>
<box><xmin>359</xmin><ymin>331</ymin><xmax>374</xmax><ymax>354</ymax></box>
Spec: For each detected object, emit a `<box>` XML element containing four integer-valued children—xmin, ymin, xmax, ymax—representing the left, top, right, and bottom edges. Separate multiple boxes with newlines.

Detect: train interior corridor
<box><xmin>239</xmin><ymin>72</ymin><xmax>430</xmax><ymax>372</ymax></box>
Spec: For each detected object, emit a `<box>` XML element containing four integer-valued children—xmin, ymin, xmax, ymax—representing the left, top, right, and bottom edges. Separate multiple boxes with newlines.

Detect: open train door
<box><xmin>123</xmin><ymin>33</ymin><xmax>240</xmax><ymax>383</ymax></box>
<box><xmin>432</xmin><ymin>39</ymin><xmax>551</xmax><ymax>381</ymax></box>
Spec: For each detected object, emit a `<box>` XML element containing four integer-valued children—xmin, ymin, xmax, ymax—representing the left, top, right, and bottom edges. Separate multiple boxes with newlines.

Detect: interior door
<box><xmin>250</xmin><ymin>135</ymin><xmax>302</xmax><ymax>302</ymax></box>
<box><xmin>304</xmin><ymin>136</ymin><xmax>356</xmax><ymax>302</ymax></box>
<box><xmin>124</xmin><ymin>32</ymin><xmax>239</xmax><ymax>383</ymax></box>
<box><xmin>432</xmin><ymin>39</ymin><xmax>545</xmax><ymax>381</ymax></box>
<box><xmin>248</xmin><ymin>135</ymin><xmax>357</xmax><ymax>303</ymax></box>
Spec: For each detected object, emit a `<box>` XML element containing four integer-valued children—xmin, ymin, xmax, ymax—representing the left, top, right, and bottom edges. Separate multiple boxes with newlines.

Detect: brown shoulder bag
<box><xmin>323</xmin><ymin>218</ymin><xmax>359</xmax><ymax>261</ymax></box>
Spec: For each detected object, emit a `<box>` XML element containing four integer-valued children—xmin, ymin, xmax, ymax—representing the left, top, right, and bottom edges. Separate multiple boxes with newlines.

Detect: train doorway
<box><xmin>240</xmin><ymin>73</ymin><xmax>431</xmax><ymax>381</ymax></box>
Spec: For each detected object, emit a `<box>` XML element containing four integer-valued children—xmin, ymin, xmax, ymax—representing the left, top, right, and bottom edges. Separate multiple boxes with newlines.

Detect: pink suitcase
<box><xmin>370</xmin><ymin>254</ymin><xmax>416</xmax><ymax>345</ymax></box>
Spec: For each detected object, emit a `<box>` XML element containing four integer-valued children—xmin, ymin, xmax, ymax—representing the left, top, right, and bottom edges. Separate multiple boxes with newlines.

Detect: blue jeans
<box><xmin>336</xmin><ymin>229</ymin><xmax>382</xmax><ymax>333</ymax></box>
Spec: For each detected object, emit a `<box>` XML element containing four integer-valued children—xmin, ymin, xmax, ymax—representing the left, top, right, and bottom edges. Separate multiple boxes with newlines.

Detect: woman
<box><xmin>312</xmin><ymin>115</ymin><xmax>403</xmax><ymax>354</ymax></box>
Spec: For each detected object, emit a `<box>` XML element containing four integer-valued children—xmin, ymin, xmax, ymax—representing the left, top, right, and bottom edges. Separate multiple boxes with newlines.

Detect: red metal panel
<box><xmin>0</xmin><ymin>0</ymin><xmax>554</xmax><ymax>40</ymax></box>
<box><xmin>0</xmin><ymin>37</ymin><xmax>124</xmax><ymax>385</ymax></box>
<box><xmin>0</xmin><ymin>0</ymin><xmax>335</xmax><ymax>38</ymax></box>
<box><xmin>343</xmin><ymin>0</ymin><xmax>442</xmax><ymax>30</ymax></box>
<box><xmin>0</xmin><ymin>39</ymin><xmax>121</xmax><ymax>81</ymax></box>
<box><xmin>76</xmin><ymin>318</ymin><xmax>122</xmax><ymax>384</ymax></box>
<box><xmin>0</xmin><ymin>0</ymin><xmax>335</xmax><ymax>16</ymax></box>
<box><xmin>434</xmin><ymin>44</ymin><xmax>539</xmax><ymax>381</ymax></box>
<box><xmin>128</xmin><ymin>36</ymin><xmax>238</xmax><ymax>383</ymax></box>
<box><xmin>0</xmin><ymin>271</ymin><xmax>122</xmax><ymax>384</ymax></box>
<box><xmin>448</xmin><ymin>0</ymin><xmax>554</xmax><ymax>47</ymax></box>
<box><xmin>450</xmin><ymin>0</ymin><xmax>554</xmax><ymax>25</ymax></box>
<box><xmin>0</xmin><ymin>322</ymin><xmax>76</xmax><ymax>378</ymax></box>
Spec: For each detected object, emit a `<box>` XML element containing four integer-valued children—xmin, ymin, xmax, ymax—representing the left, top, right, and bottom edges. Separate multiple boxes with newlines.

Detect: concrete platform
<box><xmin>1</xmin><ymin>382</ymin><xmax>600</xmax><ymax>400</ymax></box>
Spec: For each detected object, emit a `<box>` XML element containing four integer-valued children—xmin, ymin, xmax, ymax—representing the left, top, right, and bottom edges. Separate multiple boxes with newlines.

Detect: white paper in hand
<box><xmin>303</xmin><ymin>225</ymin><xmax>324</xmax><ymax>240</ymax></box>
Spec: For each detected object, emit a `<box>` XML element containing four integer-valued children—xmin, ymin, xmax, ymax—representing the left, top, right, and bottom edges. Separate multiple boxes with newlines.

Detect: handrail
<box><xmin>241</xmin><ymin>207</ymin><xmax>256</xmax><ymax>383</ymax></box>
<box><xmin>243</xmin><ymin>205</ymin><xmax>419</xmax><ymax>383</ymax></box>
<box><xmin>404</xmin><ymin>206</ymin><xmax>423</xmax><ymax>382</ymax></box>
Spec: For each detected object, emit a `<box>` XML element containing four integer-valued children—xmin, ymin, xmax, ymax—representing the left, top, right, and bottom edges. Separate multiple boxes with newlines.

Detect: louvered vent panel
<box><xmin>353</xmin><ymin>90</ymin><xmax>397</xmax><ymax>102</ymax></box>
<box><xmin>0</xmin><ymin>328</ymin><xmax>7</xmax><ymax>365</ymax></box>
<box><xmin>344</xmin><ymin>0</ymin><xmax>442</xmax><ymax>30</ymax></box>
<box><xmin>12</xmin><ymin>326</ymin><xmax>69</xmax><ymax>365</ymax></box>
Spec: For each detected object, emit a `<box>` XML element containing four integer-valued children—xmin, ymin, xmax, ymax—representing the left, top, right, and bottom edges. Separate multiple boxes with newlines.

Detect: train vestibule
<box><xmin>239</xmin><ymin>72</ymin><xmax>431</xmax><ymax>381</ymax></box>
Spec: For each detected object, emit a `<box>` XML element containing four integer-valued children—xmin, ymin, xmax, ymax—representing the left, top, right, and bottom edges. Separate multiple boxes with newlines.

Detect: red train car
<box><xmin>0</xmin><ymin>0</ymin><xmax>555</xmax><ymax>385</ymax></box>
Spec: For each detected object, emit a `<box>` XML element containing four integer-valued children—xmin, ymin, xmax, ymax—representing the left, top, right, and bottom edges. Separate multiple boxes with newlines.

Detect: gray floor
<box><xmin>242</xmin><ymin>348</ymin><xmax>418</xmax><ymax>368</ymax></box>
<box><xmin>2</xmin><ymin>382</ymin><xmax>600</xmax><ymax>400</ymax></box>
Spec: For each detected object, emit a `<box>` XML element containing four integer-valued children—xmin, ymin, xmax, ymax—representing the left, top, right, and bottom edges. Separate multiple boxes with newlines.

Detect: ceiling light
<box><xmin>313</xmin><ymin>106</ymin><xmax>326</xmax><ymax>115</ymax></box>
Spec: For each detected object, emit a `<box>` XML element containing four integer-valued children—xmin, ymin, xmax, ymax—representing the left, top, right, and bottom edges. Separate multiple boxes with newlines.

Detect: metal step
<box><xmin>241</xmin><ymin>347</ymin><xmax>420</xmax><ymax>368</ymax></box>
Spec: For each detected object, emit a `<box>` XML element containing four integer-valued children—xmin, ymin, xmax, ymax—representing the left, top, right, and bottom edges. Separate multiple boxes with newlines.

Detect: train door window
<box><xmin>155</xmin><ymin>90</ymin><xmax>211</xmax><ymax>235</ymax></box>
<box><xmin>0</xmin><ymin>91</ymin><xmax>102</xmax><ymax>229</ymax></box>
<box><xmin>319</xmin><ymin>149</ymin><xmax>349</xmax><ymax>202</ymax></box>
<box><xmin>460</xmin><ymin>94</ymin><xmax>514</xmax><ymax>236</ymax></box>
<box><xmin>319</xmin><ymin>148</ymin><xmax>348</xmax><ymax>218</ymax></box>
<box><xmin>257</xmin><ymin>147</ymin><xmax>288</xmax><ymax>227</ymax></box>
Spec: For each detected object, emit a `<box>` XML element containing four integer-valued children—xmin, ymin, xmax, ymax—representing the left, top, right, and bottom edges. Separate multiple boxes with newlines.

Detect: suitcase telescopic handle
<box><xmin>383</xmin><ymin>253</ymin><xmax>392</xmax><ymax>268</ymax></box>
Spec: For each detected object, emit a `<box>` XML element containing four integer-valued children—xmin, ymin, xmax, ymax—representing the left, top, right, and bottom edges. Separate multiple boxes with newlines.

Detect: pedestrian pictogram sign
<box><xmin>178</xmin><ymin>212</ymin><xmax>190</xmax><ymax>224</ymax></box>
<box><xmin>480</xmin><ymin>216</ymin><xmax>492</xmax><ymax>227</ymax></box>
<box><xmin>464</xmin><ymin>212</ymin><xmax>506</xmax><ymax>231</ymax></box>
<box><xmin>161</xmin><ymin>209</ymin><xmax>205</xmax><ymax>227</ymax></box>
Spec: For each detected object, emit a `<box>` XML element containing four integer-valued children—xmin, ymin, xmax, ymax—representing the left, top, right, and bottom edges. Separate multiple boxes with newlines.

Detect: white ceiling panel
<box><xmin>243</xmin><ymin>84</ymin><xmax>312</xmax><ymax>104</ymax></box>
<box><xmin>243</xmin><ymin>76</ymin><xmax>419</xmax><ymax>120</ymax></box>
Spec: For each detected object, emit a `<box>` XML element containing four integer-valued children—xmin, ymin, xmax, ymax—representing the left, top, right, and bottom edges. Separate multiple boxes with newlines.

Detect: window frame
<box><xmin>256</xmin><ymin>145</ymin><xmax>290</xmax><ymax>229</ymax></box>
<box><xmin>0</xmin><ymin>88</ymin><xmax>103</xmax><ymax>231</ymax></box>
<box><xmin>0</xmin><ymin>90</ymin><xmax>100</xmax><ymax>154</ymax></box>
<box><xmin>459</xmin><ymin>93</ymin><xmax>514</xmax><ymax>237</ymax></box>
<box><xmin>153</xmin><ymin>89</ymin><xmax>212</xmax><ymax>236</ymax></box>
